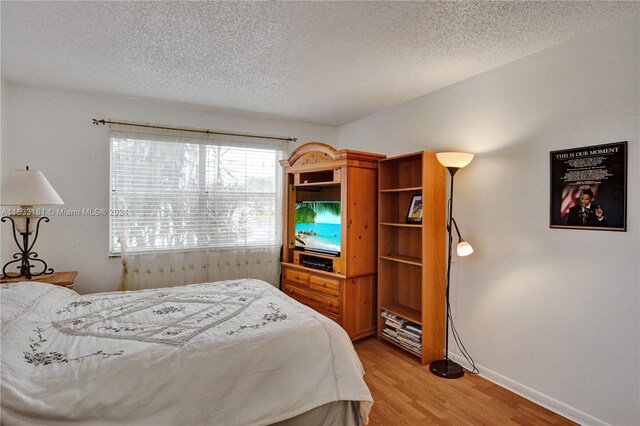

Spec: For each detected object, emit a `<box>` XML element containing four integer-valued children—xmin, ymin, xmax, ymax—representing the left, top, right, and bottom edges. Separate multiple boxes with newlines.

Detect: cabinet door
<box><xmin>342</xmin><ymin>275</ymin><xmax>377</xmax><ymax>340</ymax></box>
<box><xmin>346</xmin><ymin>166</ymin><xmax>378</xmax><ymax>277</ymax></box>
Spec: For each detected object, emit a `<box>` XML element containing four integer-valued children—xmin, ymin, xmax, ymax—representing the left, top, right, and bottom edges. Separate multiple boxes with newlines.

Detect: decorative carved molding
<box><xmin>280</xmin><ymin>142</ymin><xmax>384</xmax><ymax>169</ymax></box>
<box><xmin>286</xmin><ymin>142</ymin><xmax>338</xmax><ymax>166</ymax></box>
<box><xmin>298</xmin><ymin>153</ymin><xmax>330</xmax><ymax>166</ymax></box>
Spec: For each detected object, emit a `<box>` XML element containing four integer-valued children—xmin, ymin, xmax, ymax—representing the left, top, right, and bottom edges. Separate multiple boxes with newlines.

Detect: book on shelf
<box><xmin>381</xmin><ymin>310</ymin><xmax>422</xmax><ymax>334</ymax></box>
<box><xmin>381</xmin><ymin>316</ymin><xmax>406</xmax><ymax>329</ymax></box>
<box><xmin>384</xmin><ymin>319</ymin><xmax>402</xmax><ymax>330</ymax></box>
<box><xmin>397</xmin><ymin>335</ymin><xmax>421</xmax><ymax>349</ymax></box>
<box><xmin>381</xmin><ymin>329</ymin><xmax>396</xmax><ymax>339</ymax></box>
<box><xmin>380</xmin><ymin>310</ymin><xmax>423</xmax><ymax>355</ymax></box>
<box><xmin>381</xmin><ymin>329</ymin><xmax>399</xmax><ymax>343</ymax></box>
<box><xmin>397</xmin><ymin>330</ymin><xmax>422</xmax><ymax>344</ymax></box>
<box><xmin>405</xmin><ymin>324</ymin><xmax>422</xmax><ymax>335</ymax></box>
<box><xmin>398</xmin><ymin>329</ymin><xmax>421</xmax><ymax>343</ymax></box>
<box><xmin>382</xmin><ymin>330</ymin><xmax>421</xmax><ymax>355</ymax></box>
<box><xmin>383</xmin><ymin>327</ymin><xmax>398</xmax><ymax>338</ymax></box>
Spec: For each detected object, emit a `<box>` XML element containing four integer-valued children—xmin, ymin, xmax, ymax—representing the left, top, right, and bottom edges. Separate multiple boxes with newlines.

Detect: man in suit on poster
<box><xmin>567</xmin><ymin>188</ymin><xmax>608</xmax><ymax>227</ymax></box>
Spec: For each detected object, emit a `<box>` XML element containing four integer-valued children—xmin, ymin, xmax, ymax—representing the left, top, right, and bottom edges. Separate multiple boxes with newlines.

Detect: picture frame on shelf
<box><xmin>406</xmin><ymin>194</ymin><xmax>423</xmax><ymax>224</ymax></box>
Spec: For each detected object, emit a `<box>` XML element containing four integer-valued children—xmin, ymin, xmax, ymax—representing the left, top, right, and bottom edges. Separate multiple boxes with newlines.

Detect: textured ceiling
<box><xmin>2</xmin><ymin>1</ymin><xmax>638</xmax><ymax>125</ymax></box>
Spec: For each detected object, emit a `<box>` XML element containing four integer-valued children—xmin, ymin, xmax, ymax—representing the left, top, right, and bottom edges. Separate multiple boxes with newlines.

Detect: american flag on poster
<box><xmin>560</xmin><ymin>184</ymin><xmax>600</xmax><ymax>217</ymax></box>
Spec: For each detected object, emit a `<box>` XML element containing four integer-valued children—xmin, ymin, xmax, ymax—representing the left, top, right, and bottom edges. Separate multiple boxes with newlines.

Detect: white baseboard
<box><xmin>447</xmin><ymin>353</ymin><xmax>608</xmax><ymax>426</ymax></box>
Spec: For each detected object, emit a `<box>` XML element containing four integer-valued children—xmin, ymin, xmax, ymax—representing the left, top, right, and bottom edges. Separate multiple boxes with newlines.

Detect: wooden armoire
<box><xmin>280</xmin><ymin>142</ymin><xmax>385</xmax><ymax>340</ymax></box>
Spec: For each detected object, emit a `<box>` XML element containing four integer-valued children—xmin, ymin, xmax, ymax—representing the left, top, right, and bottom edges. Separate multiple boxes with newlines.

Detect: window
<box><xmin>110</xmin><ymin>128</ymin><xmax>287</xmax><ymax>255</ymax></box>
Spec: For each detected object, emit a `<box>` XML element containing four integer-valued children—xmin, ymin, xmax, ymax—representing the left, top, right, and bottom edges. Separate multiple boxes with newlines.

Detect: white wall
<box><xmin>0</xmin><ymin>83</ymin><xmax>336</xmax><ymax>294</ymax></box>
<box><xmin>338</xmin><ymin>15</ymin><xmax>639</xmax><ymax>426</ymax></box>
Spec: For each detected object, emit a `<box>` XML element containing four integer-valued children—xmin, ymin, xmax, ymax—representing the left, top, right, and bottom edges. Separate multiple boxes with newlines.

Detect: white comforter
<box><xmin>1</xmin><ymin>279</ymin><xmax>372</xmax><ymax>425</ymax></box>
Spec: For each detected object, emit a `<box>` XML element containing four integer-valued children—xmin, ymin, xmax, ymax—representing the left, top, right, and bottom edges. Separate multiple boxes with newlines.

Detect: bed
<box><xmin>1</xmin><ymin>279</ymin><xmax>373</xmax><ymax>425</ymax></box>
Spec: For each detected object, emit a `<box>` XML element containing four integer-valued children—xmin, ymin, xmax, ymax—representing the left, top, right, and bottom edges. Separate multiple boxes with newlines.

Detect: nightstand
<box><xmin>0</xmin><ymin>271</ymin><xmax>78</xmax><ymax>288</ymax></box>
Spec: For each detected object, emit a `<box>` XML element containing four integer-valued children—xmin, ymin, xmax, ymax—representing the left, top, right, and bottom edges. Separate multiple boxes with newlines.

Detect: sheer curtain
<box><xmin>109</xmin><ymin>124</ymin><xmax>287</xmax><ymax>291</ymax></box>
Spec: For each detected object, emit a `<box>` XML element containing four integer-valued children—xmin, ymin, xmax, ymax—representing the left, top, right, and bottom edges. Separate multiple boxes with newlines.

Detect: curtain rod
<box><xmin>92</xmin><ymin>119</ymin><xmax>297</xmax><ymax>142</ymax></box>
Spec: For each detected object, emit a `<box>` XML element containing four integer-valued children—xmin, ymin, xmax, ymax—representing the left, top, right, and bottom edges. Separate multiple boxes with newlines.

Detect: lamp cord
<box><xmin>446</xmin><ymin>293</ymin><xmax>479</xmax><ymax>374</ymax></box>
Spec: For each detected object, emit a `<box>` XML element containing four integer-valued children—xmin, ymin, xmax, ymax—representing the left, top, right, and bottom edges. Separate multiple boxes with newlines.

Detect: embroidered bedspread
<box><xmin>1</xmin><ymin>280</ymin><xmax>372</xmax><ymax>425</ymax></box>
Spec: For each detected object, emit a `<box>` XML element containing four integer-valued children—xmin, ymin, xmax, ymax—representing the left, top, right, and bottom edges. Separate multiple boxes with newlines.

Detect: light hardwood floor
<box><xmin>353</xmin><ymin>338</ymin><xmax>575</xmax><ymax>425</ymax></box>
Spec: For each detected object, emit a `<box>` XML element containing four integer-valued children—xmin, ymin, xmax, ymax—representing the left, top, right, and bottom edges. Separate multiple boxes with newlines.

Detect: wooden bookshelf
<box><xmin>377</xmin><ymin>151</ymin><xmax>446</xmax><ymax>365</ymax></box>
<box><xmin>379</xmin><ymin>302</ymin><xmax>421</xmax><ymax>324</ymax></box>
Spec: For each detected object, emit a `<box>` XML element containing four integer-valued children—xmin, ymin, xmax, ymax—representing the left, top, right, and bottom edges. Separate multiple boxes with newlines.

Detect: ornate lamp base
<box><xmin>1</xmin><ymin>215</ymin><xmax>54</xmax><ymax>280</ymax></box>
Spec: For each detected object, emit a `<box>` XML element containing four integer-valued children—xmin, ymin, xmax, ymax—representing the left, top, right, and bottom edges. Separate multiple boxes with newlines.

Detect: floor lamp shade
<box><xmin>436</xmin><ymin>152</ymin><xmax>474</xmax><ymax>169</ymax></box>
<box><xmin>456</xmin><ymin>240</ymin><xmax>473</xmax><ymax>256</ymax></box>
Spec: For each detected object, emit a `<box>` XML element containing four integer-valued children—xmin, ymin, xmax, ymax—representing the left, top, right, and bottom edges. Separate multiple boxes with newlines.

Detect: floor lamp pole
<box><xmin>429</xmin><ymin>166</ymin><xmax>464</xmax><ymax>379</ymax></box>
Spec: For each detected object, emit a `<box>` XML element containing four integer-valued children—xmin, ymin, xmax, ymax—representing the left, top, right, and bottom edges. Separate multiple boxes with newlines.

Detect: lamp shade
<box><xmin>436</xmin><ymin>152</ymin><xmax>474</xmax><ymax>169</ymax></box>
<box><xmin>456</xmin><ymin>240</ymin><xmax>473</xmax><ymax>256</ymax></box>
<box><xmin>1</xmin><ymin>169</ymin><xmax>64</xmax><ymax>206</ymax></box>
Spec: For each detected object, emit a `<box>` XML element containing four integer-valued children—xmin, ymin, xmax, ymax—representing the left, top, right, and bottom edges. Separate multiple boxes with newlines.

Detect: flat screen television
<box><xmin>294</xmin><ymin>201</ymin><xmax>341</xmax><ymax>256</ymax></box>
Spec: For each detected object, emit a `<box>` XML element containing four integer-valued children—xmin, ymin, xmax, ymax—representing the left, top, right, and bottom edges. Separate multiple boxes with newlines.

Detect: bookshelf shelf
<box><xmin>380</xmin><ymin>222</ymin><xmax>423</xmax><ymax>228</ymax></box>
<box><xmin>294</xmin><ymin>181</ymin><xmax>340</xmax><ymax>187</ymax></box>
<box><xmin>380</xmin><ymin>303</ymin><xmax>421</xmax><ymax>324</ymax></box>
<box><xmin>379</xmin><ymin>254</ymin><xmax>422</xmax><ymax>267</ymax></box>
<box><xmin>294</xmin><ymin>169</ymin><xmax>341</xmax><ymax>186</ymax></box>
<box><xmin>377</xmin><ymin>151</ymin><xmax>446</xmax><ymax>365</ymax></box>
<box><xmin>380</xmin><ymin>186</ymin><xmax>423</xmax><ymax>193</ymax></box>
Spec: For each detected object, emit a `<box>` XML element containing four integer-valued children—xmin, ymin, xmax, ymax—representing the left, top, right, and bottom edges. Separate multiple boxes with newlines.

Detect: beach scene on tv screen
<box><xmin>295</xmin><ymin>201</ymin><xmax>341</xmax><ymax>254</ymax></box>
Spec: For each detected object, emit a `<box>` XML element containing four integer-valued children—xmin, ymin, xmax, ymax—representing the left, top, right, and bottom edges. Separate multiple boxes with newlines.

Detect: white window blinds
<box><xmin>109</xmin><ymin>127</ymin><xmax>287</xmax><ymax>255</ymax></box>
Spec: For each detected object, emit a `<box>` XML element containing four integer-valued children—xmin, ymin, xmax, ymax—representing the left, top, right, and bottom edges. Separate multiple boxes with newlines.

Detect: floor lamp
<box><xmin>1</xmin><ymin>167</ymin><xmax>64</xmax><ymax>280</ymax></box>
<box><xmin>429</xmin><ymin>152</ymin><xmax>474</xmax><ymax>379</ymax></box>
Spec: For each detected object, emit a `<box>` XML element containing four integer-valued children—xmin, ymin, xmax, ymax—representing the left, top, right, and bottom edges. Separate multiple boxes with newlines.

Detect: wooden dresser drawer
<box><xmin>285</xmin><ymin>268</ymin><xmax>309</xmax><ymax>286</ymax></box>
<box><xmin>311</xmin><ymin>306</ymin><xmax>340</xmax><ymax>323</ymax></box>
<box><xmin>284</xmin><ymin>284</ymin><xmax>340</xmax><ymax>313</ymax></box>
<box><xmin>309</xmin><ymin>275</ymin><xmax>340</xmax><ymax>297</ymax></box>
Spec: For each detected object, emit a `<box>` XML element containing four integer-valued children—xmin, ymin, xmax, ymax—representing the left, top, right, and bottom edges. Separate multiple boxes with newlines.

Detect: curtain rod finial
<box><xmin>92</xmin><ymin>119</ymin><xmax>106</xmax><ymax>126</ymax></box>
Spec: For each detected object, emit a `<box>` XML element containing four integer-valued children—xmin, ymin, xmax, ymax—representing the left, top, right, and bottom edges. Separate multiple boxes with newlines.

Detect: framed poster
<box><xmin>406</xmin><ymin>195</ymin><xmax>423</xmax><ymax>224</ymax></box>
<box><xmin>550</xmin><ymin>141</ymin><xmax>627</xmax><ymax>231</ymax></box>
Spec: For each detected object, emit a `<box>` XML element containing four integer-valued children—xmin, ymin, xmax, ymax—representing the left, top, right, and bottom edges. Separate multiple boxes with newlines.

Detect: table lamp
<box><xmin>1</xmin><ymin>167</ymin><xmax>64</xmax><ymax>280</ymax></box>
